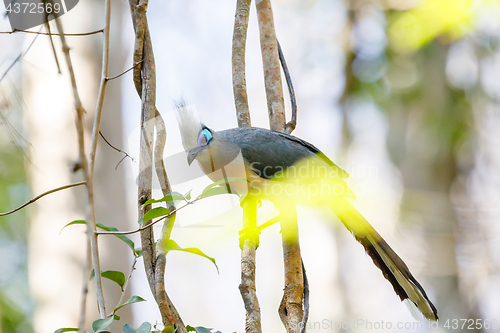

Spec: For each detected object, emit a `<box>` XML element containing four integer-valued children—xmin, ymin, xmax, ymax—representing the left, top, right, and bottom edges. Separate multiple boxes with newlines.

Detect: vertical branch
<box><xmin>255</xmin><ymin>1</ymin><xmax>304</xmax><ymax>332</ymax></box>
<box><xmin>53</xmin><ymin>4</ymin><xmax>111</xmax><ymax>320</ymax></box>
<box><xmin>128</xmin><ymin>0</ymin><xmax>184</xmax><ymax>330</ymax></box>
<box><xmin>154</xmin><ymin>111</ymin><xmax>187</xmax><ymax>332</ymax></box>
<box><xmin>278</xmin><ymin>205</ymin><xmax>303</xmax><ymax>333</ymax></box>
<box><xmin>232</xmin><ymin>0</ymin><xmax>252</xmax><ymax>128</ymax></box>
<box><xmin>232</xmin><ymin>1</ymin><xmax>262</xmax><ymax>332</ymax></box>
<box><xmin>129</xmin><ymin>0</ymin><xmax>157</xmax><ymax>297</ymax></box>
<box><xmin>239</xmin><ymin>198</ymin><xmax>261</xmax><ymax>333</ymax></box>
<box><xmin>255</xmin><ymin>0</ymin><xmax>285</xmax><ymax>132</ymax></box>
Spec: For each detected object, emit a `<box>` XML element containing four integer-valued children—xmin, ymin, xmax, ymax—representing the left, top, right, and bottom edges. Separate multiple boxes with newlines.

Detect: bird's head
<box><xmin>175</xmin><ymin>99</ymin><xmax>213</xmax><ymax>165</ymax></box>
<box><xmin>186</xmin><ymin>127</ymin><xmax>213</xmax><ymax>165</ymax></box>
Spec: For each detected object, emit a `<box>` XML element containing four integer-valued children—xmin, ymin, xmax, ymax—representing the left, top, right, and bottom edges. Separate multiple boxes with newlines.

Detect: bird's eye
<box><xmin>198</xmin><ymin>128</ymin><xmax>213</xmax><ymax>147</ymax></box>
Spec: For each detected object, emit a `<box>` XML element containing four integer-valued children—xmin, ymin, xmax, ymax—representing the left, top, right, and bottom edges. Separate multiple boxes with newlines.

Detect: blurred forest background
<box><xmin>1</xmin><ymin>0</ymin><xmax>500</xmax><ymax>332</ymax></box>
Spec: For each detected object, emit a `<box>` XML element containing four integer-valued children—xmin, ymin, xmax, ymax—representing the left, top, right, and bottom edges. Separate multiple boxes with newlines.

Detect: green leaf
<box><xmin>92</xmin><ymin>316</ymin><xmax>115</xmax><ymax>332</ymax></box>
<box><xmin>61</xmin><ymin>221</ymin><xmax>137</xmax><ymax>254</ymax></box>
<box><xmin>201</xmin><ymin>186</ymin><xmax>233</xmax><ymax>199</ymax></box>
<box><xmin>96</xmin><ymin>223</ymin><xmax>136</xmax><ymax>253</ymax></box>
<box><xmin>161</xmin><ymin>326</ymin><xmax>176</xmax><ymax>333</ymax></box>
<box><xmin>184</xmin><ymin>189</ymin><xmax>193</xmax><ymax>200</ymax></box>
<box><xmin>142</xmin><ymin>192</ymin><xmax>186</xmax><ymax>208</ymax></box>
<box><xmin>201</xmin><ymin>177</ymin><xmax>249</xmax><ymax>198</ymax></box>
<box><xmin>123</xmin><ymin>322</ymin><xmax>152</xmax><ymax>333</ymax></box>
<box><xmin>209</xmin><ymin>177</ymin><xmax>249</xmax><ymax>187</ymax></box>
<box><xmin>102</xmin><ymin>270</ymin><xmax>126</xmax><ymax>289</ymax></box>
<box><xmin>59</xmin><ymin>220</ymin><xmax>86</xmax><ymax>234</ymax></box>
<box><xmin>54</xmin><ymin>328</ymin><xmax>79</xmax><ymax>333</ymax></box>
<box><xmin>114</xmin><ymin>295</ymin><xmax>146</xmax><ymax>313</ymax></box>
<box><xmin>163</xmin><ymin>240</ymin><xmax>218</xmax><ymax>273</ymax></box>
<box><xmin>185</xmin><ymin>326</ymin><xmax>220</xmax><ymax>333</ymax></box>
<box><xmin>123</xmin><ymin>324</ymin><xmax>134</xmax><ymax>333</ymax></box>
<box><xmin>143</xmin><ymin>207</ymin><xmax>170</xmax><ymax>223</ymax></box>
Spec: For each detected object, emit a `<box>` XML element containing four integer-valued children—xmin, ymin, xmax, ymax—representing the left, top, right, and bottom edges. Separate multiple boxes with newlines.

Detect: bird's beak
<box><xmin>187</xmin><ymin>147</ymin><xmax>203</xmax><ymax>165</ymax></box>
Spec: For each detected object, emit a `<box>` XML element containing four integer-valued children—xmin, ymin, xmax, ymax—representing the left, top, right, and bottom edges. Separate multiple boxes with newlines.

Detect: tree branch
<box><xmin>0</xmin><ymin>27</ymin><xmax>41</xmax><ymax>83</ymax></box>
<box><xmin>153</xmin><ymin>110</ymin><xmax>186</xmax><ymax>331</ymax></box>
<box><xmin>95</xmin><ymin>198</ymin><xmax>200</xmax><ymax>236</ymax></box>
<box><xmin>0</xmin><ymin>29</ymin><xmax>104</xmax><ymax>36</ymax></box>
<box><xmin>0</xmin><ymin>181</ymin><xmax>86</xmax><ymax>216</ymax></box>
<box><xmin>232</xmin><ymin>0</ymin><xmax>252</xmax><ymax>128</ymax></box>
<box><xmin>277</xmin><ymin>205</ymin><xmax>303</xmax><ymax>333</ymax></box>
<box><xmin>239</xmin><ymin>198</ymin><xmax>262</xmax><ymax>333</ymax></box>
<box><xmin>99</xmin><ymin>131</ymin><xmax>135</xmax><ymax>170</ymax></box>
<box><xmin>255</xmin><ymin>1</ymin><xmax>304</xmax><ymax>331</ymax></box>
<box><xmin>53</xmin><ymin>7</ymin><xmax>109</xmax><ymax>321</ymax></box>
<box><xmin>232</xmin><ymin>0</ymin><xmax>263</xmax><ymax>332</ymax></box>
<box><xmin>277</xmin><ymin>40</ymin><xmax>297</xmax><ymax>135</ymax></box>
<box><xmin>256</xmin><ymin>0</ymin><xmax>285</xmax><ymax>132</ymax></box>
<box><xmin>106</xmin><ymin>59</ymin><xmax>143</xmax><ymax>81</ymax></box>
<box><xmin>128</xmin><ymin>0</ymin><xmax>185</xmax><ymax>330</ymax></box>
<box><xmin>129</xmin><ymin>0</ymin><xmax>157</xmax><ymax>303</ymax></box>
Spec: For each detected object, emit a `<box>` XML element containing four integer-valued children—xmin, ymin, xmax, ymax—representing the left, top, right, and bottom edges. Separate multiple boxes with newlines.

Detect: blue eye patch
<box><xmin>198</xmin><ymin>128</ymin><xmax>213</xmax><ymax>146</ymax></box>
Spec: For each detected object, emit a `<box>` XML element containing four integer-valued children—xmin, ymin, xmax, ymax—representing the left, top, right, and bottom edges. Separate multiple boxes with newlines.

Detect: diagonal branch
<box><xmin>0</xmin><ymin>181</ymin><xmax>86</xmax><ymax>216</ymax></box>
<box><xmin>0</xmin><ymin>29</ymin><xmax>104</xmax><ymax>36</ymax></box>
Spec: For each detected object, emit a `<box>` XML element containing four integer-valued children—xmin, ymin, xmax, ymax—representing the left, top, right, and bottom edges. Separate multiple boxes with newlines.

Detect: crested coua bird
<box><xmin>176</xmin><ymin>102</ymin><xmax>438</xmax><ymax>321</ymax></box>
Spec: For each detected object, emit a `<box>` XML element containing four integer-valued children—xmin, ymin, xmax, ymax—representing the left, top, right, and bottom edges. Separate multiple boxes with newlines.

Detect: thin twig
<box><xmin>113</xmin><ymin>255</ymin><xmax>138</xmax><ymax>316</ymax></box>
<box><xmin>0</xmin><ymin>29</ymin><xmax>104</xmax><ymax>36</ymax></box>
<box><xmin>256</xmin><ymin>214</ymin><xmax>280</xmax><ymax>231</ymax></box>
<box><xmin>277</xmin><ymin>40</ymin><xmax>297</xmax><ymax>135</ymax></box>
<box><xmin>53</xmin><ymin>13</ymin><xmax>107</xmax><ymax>324</ymax></box>
<box><xmin>99</xmin><ymin>131</ymin><xmax>135</xmax><ymax>170</ymax></box>
<box><xmin>85</xmin><ymin>0</ymin><xmax>113</xmax><ymax>320</ymax></box>
<box><xmin>44</xmin><ymin>21</ymin><xmax>62</xmax><ymax>74</ymax></box>
<box><xmin>95</xmin><ymin>198</ymin><xmax>200</xmax><ymax>236</ymax></box>
<box><xmin>0</xmin><ymin>26</ymin><xmax>42</xmax><ymax>83</ymax></box>
<box><xmin>106</xmin><ymin>60</ymin><xmax>143</xmax><ymax>81</ymax></box>
<box><xmin>78</xmin><ymin>254</ymin><xmax>91</xmax><ymax>332</ymax></box>
<box><xmin>300</xmin><ymin>260</ymin><xmax>309</xmax><ymax>333</ymax></box>
<box><xmin>0</xmin><ymin>181</ymin><xmax>86</xmax><ymax>216</ymax></box>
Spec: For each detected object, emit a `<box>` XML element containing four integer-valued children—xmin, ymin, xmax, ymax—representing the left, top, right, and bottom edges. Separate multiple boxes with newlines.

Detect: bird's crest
<box><xmin>174</xmin><ymin>98</ymin><xmax>204</xmax><ymax>151</ymax></box>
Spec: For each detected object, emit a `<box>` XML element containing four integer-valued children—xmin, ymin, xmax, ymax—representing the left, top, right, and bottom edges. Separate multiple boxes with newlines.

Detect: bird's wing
<box><xmin>218</xmin><ymin>127</ymin><xmax>348</xmax><ymax>179</ymax></box>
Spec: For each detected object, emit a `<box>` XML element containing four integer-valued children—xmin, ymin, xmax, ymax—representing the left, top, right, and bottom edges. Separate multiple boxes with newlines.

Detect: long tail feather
<box><xmin>334</xmin><ymin>198</ymin><xmax>438</xmax><ymax>321</ymax></box>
